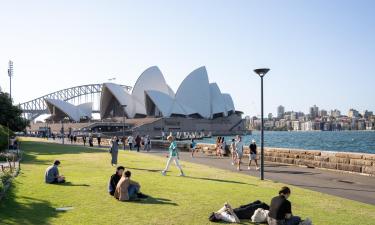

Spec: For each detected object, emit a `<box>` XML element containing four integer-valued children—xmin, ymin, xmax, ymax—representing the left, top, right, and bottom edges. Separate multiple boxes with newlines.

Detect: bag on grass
<box><xmin>251</xmin><ymin>208</ymin><xmax>269</xmax><ymax>223</ymax></box>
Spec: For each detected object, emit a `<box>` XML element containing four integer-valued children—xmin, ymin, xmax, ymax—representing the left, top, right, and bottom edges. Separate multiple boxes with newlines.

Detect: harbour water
<box><xmin>199</xmin><ymin>131</ymin><xmax>375</xmax><ymax>154</ymax></box>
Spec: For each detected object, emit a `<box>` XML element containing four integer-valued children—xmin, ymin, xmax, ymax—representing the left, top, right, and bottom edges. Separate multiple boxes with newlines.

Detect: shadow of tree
<box><xmin>0</xmin><ymin>183</ymin><xmax>63</xmax><ymax>224</ymax></box>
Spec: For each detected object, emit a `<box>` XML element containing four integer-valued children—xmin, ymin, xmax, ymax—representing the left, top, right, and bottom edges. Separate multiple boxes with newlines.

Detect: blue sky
<box><xmin>0</xmin><ymin>0</ymin><xmax>374</xmax><ymax>117</ymax></box>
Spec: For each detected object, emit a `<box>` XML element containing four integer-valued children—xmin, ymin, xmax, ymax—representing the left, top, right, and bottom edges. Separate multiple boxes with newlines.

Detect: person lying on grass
<box><xmin>209</xmin><ymin>200</ymin><xmax>269</xmax><ymax>223</ymax></box>
<box><xmin>108</xmin><ymin>166</ymin><xmax>125</xmax><ymax>196</ymax></box>
<box><xmin>114</xmin><ymin>170</ymin><xmax>148</xmax><ymax>201</ymax></box>
<box><xmin>45</xmin><ymin>160</ymin><xmax>65</xmax><ymax>184</ymax></box>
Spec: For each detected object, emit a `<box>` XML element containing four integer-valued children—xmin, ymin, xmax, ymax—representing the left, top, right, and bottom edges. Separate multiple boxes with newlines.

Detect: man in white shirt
<box><xmin>127</xmin><ymin>135</ymin><xmax>134</xmax><ymax>150</ymax></box>
<box><xmin>235</xmin><ymin>136</ymin><xmax>244</xmax><ymax>171</ymax></box>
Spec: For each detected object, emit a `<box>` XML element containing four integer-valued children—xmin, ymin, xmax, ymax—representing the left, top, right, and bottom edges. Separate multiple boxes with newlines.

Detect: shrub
<box><xmin>0</xmin><ymin>125</ymin><xmax>14</xmax><ymax>151</ymax></box>
<box><xmin>0</xmin><ymin>171</ymin><xmax>13</xmax><ymax>184</ymax></box>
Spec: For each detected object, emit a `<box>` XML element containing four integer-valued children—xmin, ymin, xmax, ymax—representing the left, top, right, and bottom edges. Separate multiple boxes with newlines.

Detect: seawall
<box><xmin>150</xmin><ymin>140</ymin><xmax>375</xmax><ymax>176</ymax></box>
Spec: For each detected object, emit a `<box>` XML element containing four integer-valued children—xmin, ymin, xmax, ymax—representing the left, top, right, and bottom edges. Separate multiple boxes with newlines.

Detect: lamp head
<box><xmin>254</xmin><ymin>68</ymin><xmax>270</xmax><ymax>77</ymax></box>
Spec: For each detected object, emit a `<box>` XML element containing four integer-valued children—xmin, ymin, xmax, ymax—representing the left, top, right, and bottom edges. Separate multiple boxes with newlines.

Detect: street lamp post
<box><xmin>8</xmin><ymin>60</ymin><xmax>14</xmax><ymax>99</ymax></box>
<box><xmin>121</xmin><ymin>105</ymin><xmax>127</xmax><ymax>150</ymax></box>
<box><xmin>253</xmin><ymin>68</ymin><xmax>270</xmax><ymax>180</ymax></box>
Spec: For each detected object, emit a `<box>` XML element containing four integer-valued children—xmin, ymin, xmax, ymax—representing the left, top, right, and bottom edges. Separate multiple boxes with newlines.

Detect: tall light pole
<box><xmin>8</xmin><ymin>60</ymin><xmax>14</xmax><ymax>99</ymax></box>
<box><xmin>121</xmin><ymin>104</ymin><xmax>127</xmax><ymax>150</ymax></box>
<box><xmin>254</xmin><ymin>68</ymin><xmax>270</xmax><ymax>180</ymax></box>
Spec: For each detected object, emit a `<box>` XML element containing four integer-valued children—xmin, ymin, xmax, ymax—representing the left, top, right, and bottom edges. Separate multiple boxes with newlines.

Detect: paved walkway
<box><xmin>42</xmin><ymin>139</ymin><xmax>375</xmax><ymax>205</ymax></box>
<box><xmin>148</xmin><ymin>151</ymin><xmax>375</xmax><ymax>205</ymax></box>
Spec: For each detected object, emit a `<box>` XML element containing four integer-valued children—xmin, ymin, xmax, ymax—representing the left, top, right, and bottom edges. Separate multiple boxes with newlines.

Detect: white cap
<box><xmin>252</xmin><ymin>139</ymin><xmax>256</xmax><ymax>143</ymax></box>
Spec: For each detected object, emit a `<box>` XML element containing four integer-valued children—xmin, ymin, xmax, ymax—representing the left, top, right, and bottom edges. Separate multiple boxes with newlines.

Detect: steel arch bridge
<box><xmin>19</xmin><ymin>83</ymin><xmax>131</xmax><ymax>120</ymax></box>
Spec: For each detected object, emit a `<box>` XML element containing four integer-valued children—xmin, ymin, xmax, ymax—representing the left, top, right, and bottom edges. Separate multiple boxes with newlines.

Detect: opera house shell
<box><xmin>45</xmin><ymin>99</ymin><xmax>93</xmax><ymax>122</ymax></box>
<box><xmin>100</xmin><ymin>66</ymin><xmax>237</xmax><ymax>120</ymax></box>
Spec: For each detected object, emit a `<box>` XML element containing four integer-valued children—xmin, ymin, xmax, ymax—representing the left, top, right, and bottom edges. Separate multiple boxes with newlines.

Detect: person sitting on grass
<box><xmin>108</xmin><ymin>166</ymin><xmax>125</xmax><ymax>196</ymax></box>
<box><xmin>45</xmin><ymin>160</ymin><xmax>65</xmax><ymax>184</ymax></box>
<box><xmin>209</xmin><ymin>200</ymin><xmax>270</xmax><ymax>223</ymax></box>
<box><xmin>114</xmin><ymin>170</ymin><xmax>148</xmax><ymax>201</ymax></box>
<box><xmin>268</xmin><ymin>186</ymin><xmax>301</xmax><ymax>225</ymax></box>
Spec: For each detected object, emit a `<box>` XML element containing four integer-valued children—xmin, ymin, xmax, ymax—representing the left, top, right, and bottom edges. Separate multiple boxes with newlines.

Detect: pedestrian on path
<box><xmin>97</xmin><ymin>134</ymin><xmax>102</xmax><ymax>147</ymax></box>
<box><xmin>230</xmin><ymin>138</ymin><xmax>237</xmax><ymax>166</ymax></box>
<box><xmin>82</xmin><ymin>135</ymin><xmax>87</xmax><ymax>146</ymax></box>
<box><xmin>248</xmin><ymin>140</ymin><xmax>259</xmax><ymax>171</ymax></box>
<box><xmin>235</xmin><ymin>136</ymin><xmax>244</xmax><ymax>171</ymax></box>
<box><xmin>162</xmin><ymin>135</ymin><xmax>185</xmax><ymax>176</ymax></box>
<box><xmin>127</xmin><ymin>135</ymin><xmax>133</xmax><ymax>150</ymax></box>
<box><xmin>135</xmin><ymin>135</ymin><xmax>141</xmax><ymax>152</ymax></box>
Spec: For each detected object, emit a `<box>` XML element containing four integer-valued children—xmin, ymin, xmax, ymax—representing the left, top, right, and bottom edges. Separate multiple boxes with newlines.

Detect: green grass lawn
<box><xmin>0</xmin><ymin>138</ymin><xmax>374</xmax><ymax>225</ymax></box>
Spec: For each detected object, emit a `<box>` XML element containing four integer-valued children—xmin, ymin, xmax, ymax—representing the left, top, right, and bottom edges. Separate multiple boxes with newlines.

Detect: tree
<box><xmin>0</xmin><ymin>91</ymin><xmax>29</xmax><ymax>131</ymax></box>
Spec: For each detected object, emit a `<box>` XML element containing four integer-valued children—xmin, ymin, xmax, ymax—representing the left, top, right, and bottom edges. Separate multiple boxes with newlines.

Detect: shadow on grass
<box><xmin>185</xmin><ymin>176</ymin><xmax>256</xmax><ymax>186</ymax></box>
<box><xmin>0</xmin><ymin>183</ymin><xmax>63</xmax><ymax>224</ymax></box>
<box><xmin>126</xmin><ymin>167</ymin><xmax>161</xmax><ymax>173</ymax></box>
<box><xmin>60</xmin><ymin>182</ymin><xmax>90</xmax><ymax>187</ymax></box>
<box><xmin>127</xmin><ymin>196</ymin><xmax>178</xmax><ymax>206</ymax></box>
<box><xmin>21</xmin><ymin>141</ymin><xmax>106</xmax><ymax>156</ymax></box>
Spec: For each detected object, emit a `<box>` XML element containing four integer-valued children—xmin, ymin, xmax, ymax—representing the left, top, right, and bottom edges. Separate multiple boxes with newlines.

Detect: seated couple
<box><xmin>45</xmin><ymin>160</ymin><xmax>66</xmax><ymax>184</ymax></box>
<box><xmin>108</xmin><ymin>166</ymin><xmax>148</xmax><ymax>201</ymax></box>
<box><xmin>211</xmin><ymin>187</ymin><xmax>307</xmax><ymax>225</ymax></box>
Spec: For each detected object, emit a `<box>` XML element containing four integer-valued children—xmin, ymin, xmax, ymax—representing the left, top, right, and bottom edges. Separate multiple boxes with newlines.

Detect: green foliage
<box><xmin>0</xmin><ymin>91</ymin><xmax>29</xmax><ymax>131</ymax></box>
<box><xmin>0</xmin><ymin>171</ymin><xmax>13</xmax><ymax>184</ymax></box>
<box><xmin>0</xmin><ymin>125</ymin><xmax>14</xmax><ymax>151</ymax></box>
<box><xmin>0</xmin><ymin>139</ymin><xmax>374</xmax><ymax>224</ymax></box>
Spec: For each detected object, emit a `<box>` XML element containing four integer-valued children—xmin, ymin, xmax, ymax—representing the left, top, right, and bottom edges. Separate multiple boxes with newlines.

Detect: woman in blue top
<box><xmin>162</xmin><ymin>135</ymin><xmax>185</xmax><ymax>176</ymax></box>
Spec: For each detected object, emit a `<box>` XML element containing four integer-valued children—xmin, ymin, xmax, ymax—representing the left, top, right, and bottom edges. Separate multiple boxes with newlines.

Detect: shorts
<box><xmin>250</xmin><ymin>153</ymin><xmax>257</xmax><ymax>160</ymax></box>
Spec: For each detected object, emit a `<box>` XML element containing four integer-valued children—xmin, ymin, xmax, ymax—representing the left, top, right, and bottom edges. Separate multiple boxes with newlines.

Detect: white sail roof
<box><xmin>175</xmin><ymin>66</ymin><xmax>211</xmax><ymax>119</ymax></box>
<box><xmin>209</xmin><ymin>83</ymin><xmax>227</xmax><ymax>116</ymax></box>
<box><xmin>45</xmin><ymin>99</ymin><xmax>92</xmax><ymax>122</ymax></box>
<box><xmin>100</xmin><ymin>83</ymin><xmax>135</xmax><ymax>118</ymax></box>
<box><xmin>222</xmin><ymin>93</ymin><xmax>235</xmax><ymax>112</ymax></box>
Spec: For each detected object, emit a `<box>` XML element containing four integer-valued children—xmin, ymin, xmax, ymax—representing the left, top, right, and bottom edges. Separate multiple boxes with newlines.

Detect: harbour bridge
<box><xmin>19</xmin><ymin>83</ymin><xmax>131</xmax><ymax>120</ymax></box>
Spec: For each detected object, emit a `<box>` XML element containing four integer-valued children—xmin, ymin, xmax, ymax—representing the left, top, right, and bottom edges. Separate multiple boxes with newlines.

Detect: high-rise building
<box><xmin>319</xmin><ymin>109</ymin><xmax>328</xmax><ymax>117</ymax></box>
<box><xmin>330</xmin><ymin>109</ymin><xmax>341</xmax><ymax>118</ymax></box>
<box><xmin>277</xmin><ymin>105</ymin><xmax>285</xmax><ymax>119</ymax></box>
<box><xmin>309</xmin><ymin>105</ymin><xmax>319</xmax><ymax>119</ymax></box>
<box><xmin>268</xmin><ymin>113</ymin><xmax>273</xmax><ymax>120</ymax></box>
<box><xmin>362</xmin><ymin>110</ymin><xmax>373</xmax><ymax>119</ymax></box>
<box><xmin>348</xmin><ymin>108</ymin><xmax>360</xmax><ymax>118</ymax></box>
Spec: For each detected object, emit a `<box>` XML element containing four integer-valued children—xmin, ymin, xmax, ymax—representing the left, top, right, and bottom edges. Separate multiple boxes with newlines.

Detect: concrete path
<box><xmin>148</xmin><ymin>151</ymin><xmax>375</xmax><ymax>205</ymax></box>
<box><xmin>39</xmin><ymin>139</ymin><xmax>375</xmax><ymax>205</ymax></box>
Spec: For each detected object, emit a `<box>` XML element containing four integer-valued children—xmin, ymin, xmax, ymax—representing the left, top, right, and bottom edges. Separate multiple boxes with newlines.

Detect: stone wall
<box><xmin>151</xmin><ymin>140</ymin><xmax>375</xmax><ymax>176</ymax></box>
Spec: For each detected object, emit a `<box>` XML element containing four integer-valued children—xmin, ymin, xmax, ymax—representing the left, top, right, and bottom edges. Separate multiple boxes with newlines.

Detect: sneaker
<box><xmin>247</xmin><ymin>166</ymin><xmax>251</xmax><ymax>170</ymax></box>
<box><xmin>161</xmin><ymin>171</ymin><xmax>166</xmax><ymax>176</ymax></box>
<box><xmin>180</xmin><ymin>173</ymin><xmax>185</xmax><ymax>177</ymax></box>
<box><xmin>231</xmin><ymin>162</ymin><xmax>234</xmax><ymax>166</ymax></box>
<box><xmin>256</xmin><ymin>167</ymin><xmax>260</xmax><ymax>171</ymax></box>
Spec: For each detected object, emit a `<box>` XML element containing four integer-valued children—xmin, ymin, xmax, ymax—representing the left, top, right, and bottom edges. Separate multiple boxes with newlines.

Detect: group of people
<box><xmin>229</xmin><ymin>136</ymin><xmax>259</xmax><ymax>171</ymax></box>
<box><xmin>108</xmin><ymin>166</ymin><xmax>148</xmax><ymax>201</ymax></box>
<box><xmin>210</xmin><ymin>186</ymin><xmax>308</xmax><ymax>225</ymax></box>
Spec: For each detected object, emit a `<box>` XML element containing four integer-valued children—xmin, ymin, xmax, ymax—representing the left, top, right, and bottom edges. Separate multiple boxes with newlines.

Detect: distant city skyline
<box><xmin>0</xmin><ymin>0</ymin><xmax>375</xmax><ymax>117</ymax></box>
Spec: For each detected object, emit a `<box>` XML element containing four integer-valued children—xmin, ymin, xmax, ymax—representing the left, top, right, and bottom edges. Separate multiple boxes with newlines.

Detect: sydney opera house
<box><xmin>43</xmin><ymin>66</ymin><xmax>245</xmax><ymax>136</ymax></box>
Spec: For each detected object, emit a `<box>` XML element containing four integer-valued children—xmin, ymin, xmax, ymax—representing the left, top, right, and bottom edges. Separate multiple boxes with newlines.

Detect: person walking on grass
<box><xmin>248</xmin><ymin>140</ymin><xmax>259</xmax><ymax>171</ymax></box>
<box><xmin>161</xmin><ymin>135</ymin><xmax>185</xmax><ymax>176</ymax></box>
<box><xmin>230</xmin><ymin>138</ymin><xmax>237</xmax><ymax>166</ymax></box>
<box><xmin>110</xmin><ymin>136</ymin><xmax>119</xmax><ymax>166</ymax></box>
<box><xmin>235</xmin><ymin>135</ymin><xmax>244</xmax><ymax>171</ymax></box>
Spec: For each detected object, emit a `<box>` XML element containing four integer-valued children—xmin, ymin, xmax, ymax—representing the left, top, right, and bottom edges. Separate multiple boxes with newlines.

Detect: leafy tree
<box><xmin>0</xmin><ymin>91</ymin><xmax>29</xmax><ymax>131</ymax></box>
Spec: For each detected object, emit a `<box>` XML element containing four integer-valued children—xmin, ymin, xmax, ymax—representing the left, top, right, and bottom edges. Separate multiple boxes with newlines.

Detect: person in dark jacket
<box><xmin>108</xmin><ymin>166</ymin><xmax>125</xmax><ymax>195</ymax></box>
<box><xmin>135</xmin><ymin>135</ymin><xmax>141</xmax><ymax>152</ymax></box>
<box><xmin>268</xmin><ymin>186</ymin><xmax>301</xmax><ymax>225</ymax></box>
